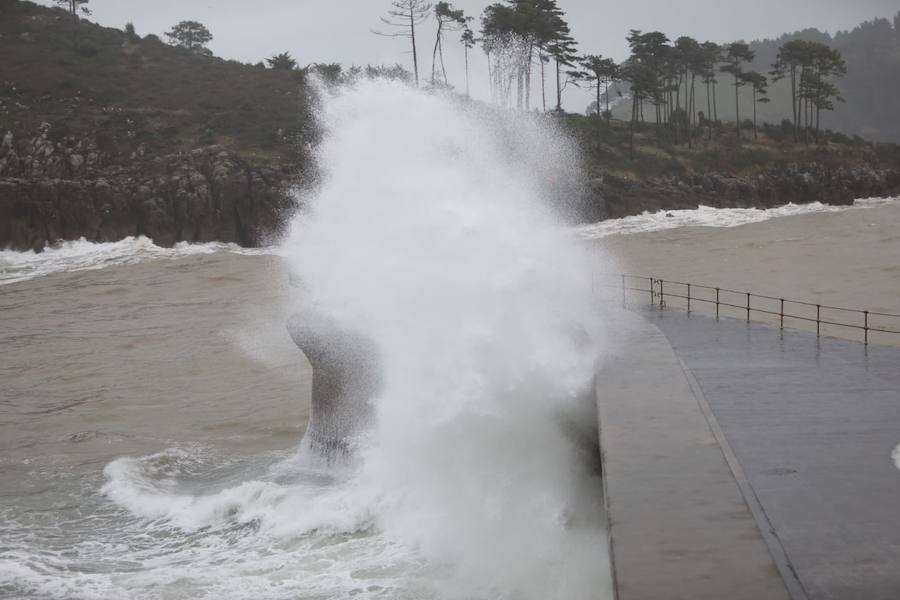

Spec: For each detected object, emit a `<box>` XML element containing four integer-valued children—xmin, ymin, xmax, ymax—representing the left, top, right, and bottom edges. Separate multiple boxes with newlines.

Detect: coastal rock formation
<box><xmin>587</xmin><ymin>165</ymin><xmax>900</xmax><ymax>221</ymax></box>
<box><xmin>0</xmin><ymin>135</ymin><xmax>299</xmax><ymax>251</ymax></box>
<box><xmin>3</xmin><ymin>127</ymin><xmax>900</xmax><ymax>251</ymax></box>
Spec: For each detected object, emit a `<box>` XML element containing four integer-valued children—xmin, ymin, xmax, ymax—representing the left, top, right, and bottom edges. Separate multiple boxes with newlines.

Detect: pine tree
<box><xmin>431</xmin><ymin>2</ymin><xmax>469</xmax><ymax>86</ymax></box>
<box><xmin>721</xmin><ymin>42</ymin><xmax>754</xmax><ymax>137</ymax></box>
<box><xmin>373</xmin><ymin>0</ymin><xmax>433</xmax><ymax>87</ymax></box>
<box><xmin>741</xmin><ymin>71</ymin><xmax>769</xmax><ymax>139</ymax></box>
<box><xmin>165</xmin><ymin>21</ymin><xmax>214</xmax><ymax>55</ymax></box>
<box><xmin>266</xmin><ymin>52</ymin><xmax>297</xmax><ymax>71</ymax></box>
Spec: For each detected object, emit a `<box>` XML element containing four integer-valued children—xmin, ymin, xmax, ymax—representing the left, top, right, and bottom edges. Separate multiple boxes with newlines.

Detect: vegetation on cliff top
<box><xmin>561</xmin><ymin>115</ymin><xmax>900</xmax><ymax>181</ymax></box>
<box><xmin>2</xmin><ymin>0</ymin><xmax>898</xmax><ymax>185</ymax></box>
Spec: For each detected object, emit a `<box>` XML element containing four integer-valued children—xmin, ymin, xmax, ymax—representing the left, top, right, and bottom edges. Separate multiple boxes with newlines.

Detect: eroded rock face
<box><xmin>287</xmin><ymin>312</ymin><xmax>380</xmax><ymax>457</ymax></box>
<box><xmin>0</xmin><ymin>142</ymin><xmax>298</xmax><ymax>251</ymax></box>
<box><xmin>586</xmin><ymin>165</ymin><xmax>900</xmax><ymax>221</ymax></box>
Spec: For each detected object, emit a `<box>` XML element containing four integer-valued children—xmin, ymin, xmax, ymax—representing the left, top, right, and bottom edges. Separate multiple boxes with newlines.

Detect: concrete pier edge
<box><xmin>596</xmin><ymin>311</ymin><xmax>792</xmax><ymax>600</ymax></box>
<box><xmin>674</xmin><ymin>354</ymin><xmax>809</xmax><ymax>600</ymax></box>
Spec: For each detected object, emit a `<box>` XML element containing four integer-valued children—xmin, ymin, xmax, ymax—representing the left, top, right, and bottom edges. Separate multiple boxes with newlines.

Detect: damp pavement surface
<box><xmin>644</xmin><ymin>307</ymin><xmax>900</xmax><ymax>600</ymax></box>
<box><xmin>597</xmin><ymin>311</ymin><xmax>790</xmax><ymax>600</ymax></box>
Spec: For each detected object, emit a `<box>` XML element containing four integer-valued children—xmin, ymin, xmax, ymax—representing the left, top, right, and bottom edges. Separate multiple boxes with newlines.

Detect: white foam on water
<box><xmin>575</xmin><ymin>196</ymin><xmax>900</xmax><ymax>239</ymax></box>
<box><xmin>0</xmin><ymin>236</ymin><xmax>272</xmax><ymax>285</ymax></box>
<box><xmin>2</xmin><ymin>447</ymin><xmax>415</xmax><ymax>600</ymax></box>
<box><xmin>3</xmin><ymin>199</ymin><xmax>897</xmax><ymax>286</ymax></box>
<box><xmin>892</xmin><ymin>444</ymin><xmax>900</xmax><ymax>470</ymax></box>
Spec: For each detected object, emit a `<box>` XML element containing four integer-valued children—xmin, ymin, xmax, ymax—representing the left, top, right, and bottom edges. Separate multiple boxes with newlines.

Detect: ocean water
<box><xmin>3</xmin><ymin>198</ymin><xmax>895</xmax><ymax>287</ymax></box>
<box><xmin>0</xmin><ymin>80</ymin><xmax>614</xmax><ymax>600</ymax></box>
<box><xmin>4</xmin><ymin>76</ymin><xmax>896</xmax><ymax>599</ymax></box>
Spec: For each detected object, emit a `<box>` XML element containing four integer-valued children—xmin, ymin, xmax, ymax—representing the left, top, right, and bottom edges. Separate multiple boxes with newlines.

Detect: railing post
<box><xmin>780</xmin><ymin>299</ymin><xmax>785</xmax><ymax>330</ymax></box>
<box><xmin>716</xmin><ymin>288</ymin><xmax>720</xmax><ymax>319</ymax></box>
<box><xmin>659</xmin><ymin>280</ymin><xmax>665</xmax><ymax>309</ymax></box>
<box><xmin>816</xmin><ymin>305</ymin><xmax>821</xmax><ymax>338</ymax></box>
<box><xmin>864</xmin><ymin>310</ymin><xmax>869</xmax><ymax>346</ymax></box>
<box><xmin>687</xmin><ymin>284</ymin><xmax>691</xmax><ymax>314</ymax></box>
<box><xmin>649</xmin><ymin>278</ymin><xmax>655</xmax><ymax>305</ymax></box>
<box><xmin>746</xmin><ymin>293</ymin><xmax>751</xmax><ymax>322</ymax></box>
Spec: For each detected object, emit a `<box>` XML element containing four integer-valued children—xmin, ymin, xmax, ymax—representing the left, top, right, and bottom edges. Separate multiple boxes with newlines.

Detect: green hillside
<box><xmin>0</xmin><ymin>0</ymin><xmax>311</xmax><ymax>164</ymax></box>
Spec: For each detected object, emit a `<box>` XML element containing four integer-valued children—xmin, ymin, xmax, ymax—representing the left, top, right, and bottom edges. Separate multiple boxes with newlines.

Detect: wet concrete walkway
<box><xmin>597</xmin><ymin>311</ymin><xmax>791</xmax><ymax>600</ymax></box>
<box><xmin>644</xmin><ymin>308</ymin><xmax>900</xmax><ymax>600</ymax></box>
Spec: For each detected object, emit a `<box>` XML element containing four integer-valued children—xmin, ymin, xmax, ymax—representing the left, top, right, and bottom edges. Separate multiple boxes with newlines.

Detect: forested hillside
<box><xmin>739</xmin><ymin>14</ymin><xmax>900</xmax><ymax>142</ymax></box>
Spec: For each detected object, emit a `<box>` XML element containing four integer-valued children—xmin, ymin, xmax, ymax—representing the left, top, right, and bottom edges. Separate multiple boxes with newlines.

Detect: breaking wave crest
<box><xmin>574</xmin><ymin>197</ymin><xmax>899</xmax><ymax>239</ymax></box>
<box><xmin>0</xmin><ymin>236</ymin><xmax>271</xmax><ymax>285</ymax></box>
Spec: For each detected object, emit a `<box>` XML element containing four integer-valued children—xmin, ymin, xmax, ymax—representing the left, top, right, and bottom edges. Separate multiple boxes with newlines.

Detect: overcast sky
<box><xmin>36</xmin><ymin>0</ymin><xmax>899</xmax><ymax>111</ymax></box>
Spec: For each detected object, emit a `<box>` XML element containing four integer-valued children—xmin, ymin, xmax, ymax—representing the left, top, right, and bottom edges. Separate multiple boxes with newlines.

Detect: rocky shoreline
<box><xmin>589</xmin><ymin>165</ymin><xmax>900</xmax><ymax>221</ymax></box>
<box><xmin>0</xmin><ymin>132</ymin><xmax>300</xmax><ymax>252</ymax></box>
<box><xmin>3</xmin><ymin>129</ymin><xmax>900</xmax><ymax>251</ymax></box>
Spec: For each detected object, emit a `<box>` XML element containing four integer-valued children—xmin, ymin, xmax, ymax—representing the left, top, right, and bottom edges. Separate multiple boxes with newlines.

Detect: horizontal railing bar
<box><xmin>640</xmin><ymin>295</ymin><xmax>875</xmax><ymax>330</ymax></box>
<box><xmin>616</xmin><ymin>274</ymin><xmax>900</xmax><ymax>319</ymax></box>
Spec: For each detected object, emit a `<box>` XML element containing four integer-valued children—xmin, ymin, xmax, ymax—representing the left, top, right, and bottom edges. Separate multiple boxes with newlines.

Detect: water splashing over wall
<box><xmin>282</xmin><ymin>78</ymin><xmax>612</xmax><ymax>598</ymax></box>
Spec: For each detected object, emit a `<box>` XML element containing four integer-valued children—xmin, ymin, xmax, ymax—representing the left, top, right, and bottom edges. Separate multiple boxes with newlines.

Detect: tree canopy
<box><xmin>266</xmin><ymin>52</ymin><xmax>298</xmax><ymax>71</ymax></box>
<box><xmin>165</xmin><ymin>21</ymin><xmax>213</xmax><ymax>55</ymax></box>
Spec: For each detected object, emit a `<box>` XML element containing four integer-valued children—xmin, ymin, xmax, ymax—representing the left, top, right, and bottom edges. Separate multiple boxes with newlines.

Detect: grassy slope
<box><xmin>0</xmin><ymin>0</ymin><xmax>310</xmax><ymax>165</ymax></box>
<box><xmin>561</xmin><ymin>115</ymin><xmax>900</xmax><ymax>181</ymax></box>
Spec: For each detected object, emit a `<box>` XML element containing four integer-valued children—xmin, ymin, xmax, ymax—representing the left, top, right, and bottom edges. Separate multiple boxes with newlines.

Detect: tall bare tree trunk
<box><xmin>540</xmin><ymin>52</ymin><xmax>547</xmax><ymax>112</ymax></box>
<box><xmin>630</xmin><ymin>95</ymin><xmax>637</xmax><ymax>159</ymax></box>
<box><xmin>790</xmin><ymin>65</ymin><xmax>798</xmax><ymax>141</ymax></box>
<box><xmin>431</xmin><ymin>27</ymin><xmax>440</xmax><ymax>84</ymax></box>
<box><xmin>410</xmin><ymin>9</ymin><xmax>420</xmax><ymax>87</ymax></box>
<box><xmin>464</xmin><ymin>45</ymin><xmax>470</xmax><ymax>97</ymax></box>
<box><xmin>712</xmin><ymin>80</ymin><xmax>718</xmax><ymax>121</ymax></box>
<box><xmin>555</xmin><ymin>58</ymin><xmax>561</xmax><ymax>112</ymax></box>
<box><xmin>687</xmin><ymin>73</ymin><xmax>695</xmax><ymax>148</ymax></box>
<box><xmin>605</xmin><ymin>82</ymin><xmax>610</xmax><ymax>118</ymax></box>
<box><xmin>439</xmin><ymin>38</ymin><xmax>448</xmax><ymax>84</ymax></box>
<box><xmin>487</xmin><ymin>53</ymin><xmax>494</xmax><ymax>103</ymax></box>
<box><xmin>524</xmin><ymin>44</ymin><xmax>533</xmax><ymax>111</ymax></box>
<box><xmin>752</xmin><ymin>87</ymin><xmax>758</xmax><ymax>140</ymax></box>
<box><xmin>516</xmin><ymin>67</ymin><xmax>524</xmax><ymax>110</ymax></box>
<box><xmin>815</xmin><ymin>102</ymin><xmax>821</xmax><ymax>143</ymax></box>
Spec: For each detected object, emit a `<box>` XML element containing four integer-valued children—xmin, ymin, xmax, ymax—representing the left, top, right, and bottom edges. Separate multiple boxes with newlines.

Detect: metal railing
<box><xmin>617</xmin><ymin>274</ymin><xmax>900</xmax><ymax>346</ymax></box>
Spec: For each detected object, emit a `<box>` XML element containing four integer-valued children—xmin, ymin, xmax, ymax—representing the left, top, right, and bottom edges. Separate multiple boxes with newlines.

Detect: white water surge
<box><xmin>574</xmin><ymin>196</ymin><xmax>899</xmax><ymax>239</ymax></box>
<box><xmin>0</xmin><ymin>80</ymin><xmax>612</xmax><ymax>600</ymax></box>
<box><xmin>0</xmin><ymin>236</ymin><xmax>269</xmax><ymax>285</ymax></box>
<box><xmin>3</xmin><ymin>200</ymin><xmax>896</xmax><ymax>286</ymax></box>
<box><xmin>278</xmin><ymin>78</ymin><xmax>610</xmax><ymax>597</ymax></box>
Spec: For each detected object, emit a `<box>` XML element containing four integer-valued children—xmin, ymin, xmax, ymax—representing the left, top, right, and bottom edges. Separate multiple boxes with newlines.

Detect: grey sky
<box><xmin>35</xmin><ymin>0</ymin><xmax>899</xmax><ymax>111</ymax></box>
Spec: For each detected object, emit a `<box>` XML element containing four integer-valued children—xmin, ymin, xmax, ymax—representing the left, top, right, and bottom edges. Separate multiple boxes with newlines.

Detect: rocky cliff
<box><xmin>4</xmin><ymin>128</ymin><xmax>900</xmax><ymax>252</ymax></box>
<box><xmin>588</xmin><ymin>165</ymin><xmax>900</xmax><ymax>221</ymax></box>
<box><xmin>0</xmin><ymin>129</ymin><xmax>299</xmax><ymax>251</ymax></box>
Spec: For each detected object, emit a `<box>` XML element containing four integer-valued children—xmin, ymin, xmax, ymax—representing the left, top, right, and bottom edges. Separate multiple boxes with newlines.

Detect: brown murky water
<box><xmin>0</xmin><ymin>253</ymin><xmax>311</xmax><ymax>470</ymax></box>
<box><xmin>600</xmin><ymin>200</ymin><xmax>900</xmax><ymax>345</ymax></box>
<box><xmin>0</xmin><ymin>199</ymin><xmax>897</xmax><ymax>598</ymax></box>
